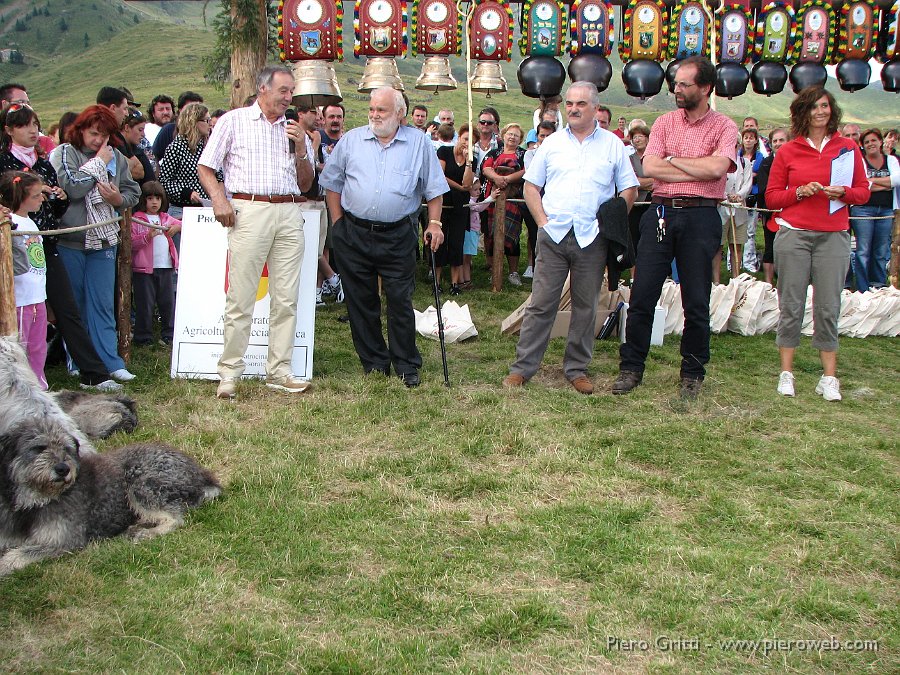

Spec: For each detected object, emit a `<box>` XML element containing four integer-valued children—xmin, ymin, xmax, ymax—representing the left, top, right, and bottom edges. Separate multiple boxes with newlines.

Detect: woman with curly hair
<box><xmin>158</xmin><ymin>102</ymin><xmax>213</xmax><ymax>219</ymax></box>
<box><xmin>51</xmin><ymin>104</ymin><xmax>141</xmax><ymax>383</ymax></box>
<box><xmin>765</xmin><ymin>87</ymin><xmax>869</xmax><ymax>401</ymax></box>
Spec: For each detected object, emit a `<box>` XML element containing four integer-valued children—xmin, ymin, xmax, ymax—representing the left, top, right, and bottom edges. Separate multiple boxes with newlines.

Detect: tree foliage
<box><xmin>202</xmin><ymin>0</ymin><xmax>280</xmax><ymax>87</ymax></box>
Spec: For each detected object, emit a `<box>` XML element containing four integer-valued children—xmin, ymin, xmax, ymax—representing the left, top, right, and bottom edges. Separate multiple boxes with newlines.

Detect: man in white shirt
<box><xmin>503</xmin><ymin>82</ymin><xmax>638</xmax><ymax>394</ymax></box>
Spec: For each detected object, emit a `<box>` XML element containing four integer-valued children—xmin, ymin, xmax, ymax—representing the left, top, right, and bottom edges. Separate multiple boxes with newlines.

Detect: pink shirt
<box><xmin>645</xmin><ymin>107</ymin><xmax>738</xmax><ymax>200</ymax></box>
<box><xmin>198</xmin><ymin>101</ymin><xmax>302</xmax><ymax>196</ymax></box>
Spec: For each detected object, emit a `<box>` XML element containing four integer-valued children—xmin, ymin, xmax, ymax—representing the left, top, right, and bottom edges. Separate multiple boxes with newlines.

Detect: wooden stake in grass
<box><xmin>889</xmin><ymin>210</ymin><xmax>900</xmax><ymax>289</ymax></box>
<box><xmin>117</xmin><ymin>209</ymin><xmax>133</xmax><ymax>364</ymax></box>
<box><xmin>0</xmin><ymin>214</ymin><xmax>15</xmax><ymax>336</ymax></box>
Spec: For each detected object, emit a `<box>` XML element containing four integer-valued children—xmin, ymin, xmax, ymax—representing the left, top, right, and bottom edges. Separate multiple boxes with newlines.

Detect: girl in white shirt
<box><xmin>1</xmin><ymin>171</ymin><xmax>49</xmax><ymax>388</ymax></box>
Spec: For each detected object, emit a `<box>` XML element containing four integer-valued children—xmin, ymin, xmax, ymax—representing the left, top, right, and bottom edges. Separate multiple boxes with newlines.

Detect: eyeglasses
<box><xmin>127</xmin><ymin>109</ymin><xmax>144</xmax><ymax>120</ymax></box>
<box><xmin>201</xmin><ymin>117</ymin><xmax>211</xmax><ymax>123</ymax></box>
<box><xmin>478</xmin><ymin>119</ymin><xmax>495</xmax><ymax>125</ymax></box>
<box><xmin>6</xmin><ymin>103</ymin><xmax>32</xmax><ymax>113</ymax></box>
<box><xmin>673</xmin><ymin>82</ymin><xmax>698</xmax><ymax>90</ymax></box>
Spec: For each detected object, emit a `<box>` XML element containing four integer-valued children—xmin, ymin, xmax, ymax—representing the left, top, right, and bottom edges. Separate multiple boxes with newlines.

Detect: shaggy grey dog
<box><xmin>0</xmin><ymin>337</ymin><xmax>137</xmax><ymax>454</ymax></box>
<box><xmin>0</xmin><ymin>417</ymin><xmax>221</xmax><ymax>577</ymax></box>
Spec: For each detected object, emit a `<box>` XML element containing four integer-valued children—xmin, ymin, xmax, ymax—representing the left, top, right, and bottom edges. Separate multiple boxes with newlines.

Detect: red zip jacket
<box><xmin>765</xmin><ymin>135</ymin><xmax>869</xmax><ymax>232</ymax></box>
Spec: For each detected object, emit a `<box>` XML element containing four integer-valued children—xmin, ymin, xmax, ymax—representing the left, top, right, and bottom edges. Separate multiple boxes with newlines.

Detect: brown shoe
<box><xmin>679</xmin><ymin>376</ymin><xmax>702</xmax><ymax>400</ymax></box>
<box><xmin>569</xmin><ymin>376</ymin><xmax>594</xmax><ymax>395</ymax></box>
<box><xmin>503</xmin><ymin>373</ymin><xmax>526</xmax><ymax>388</ymax></box>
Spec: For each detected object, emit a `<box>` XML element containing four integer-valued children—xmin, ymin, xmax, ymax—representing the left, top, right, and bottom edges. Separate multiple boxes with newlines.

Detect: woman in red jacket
<box><xmin>765</xmin><ymin>87</ymin><xmax>869</xmax><ymax>402</ymax></box>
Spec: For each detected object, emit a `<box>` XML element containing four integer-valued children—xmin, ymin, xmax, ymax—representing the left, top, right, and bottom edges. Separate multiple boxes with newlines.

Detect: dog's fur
<box><xmin>0</xmin><ymin>417</ymin><xmax>221</xmax><ymax>576</ymax></box>
<box><xmin>0</xmin><ymin>337</ymin><xmax>138</xmax><ymax>454</ymax></box>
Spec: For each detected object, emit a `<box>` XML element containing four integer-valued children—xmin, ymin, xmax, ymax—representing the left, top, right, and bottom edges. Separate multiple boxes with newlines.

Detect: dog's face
<box><xmin>0</xmin><ymin>420</ymin><xmax>81</xmax><ymax>510</ymax></box>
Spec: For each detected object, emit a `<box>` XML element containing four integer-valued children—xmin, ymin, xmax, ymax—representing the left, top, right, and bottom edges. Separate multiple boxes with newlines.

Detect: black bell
<box><xmin>750</xmin><ymin>61</ymin><xmax>788</xmax><ymax>96</ymax></box>
<box><xmin>715</xmin><ymin>63</ymin><xmax>750</xmax><ymax>99</ymax></box>
<box><xmin>665</xmin><ymin>60</ymin><xmax>681</xmax><ymax>94</ymax></box>
<box><xmin>835</xmin><ymin>59</ymin><xmax>871</xmax><ymax>92</ymax></box>
<box><xmin>789</xmin><ymin>62</ymin><xmax>828</xmax><ymax>94</ymax></box>
<box><xmin>621</xmin><ymin>59</ymin><xmax>665</xmax><ymax>100</ymax></box>
<box><xmin>567</xmin><ymin>53</ymin><xmax>613</xmax><ymax>92</ymax></box>
<box><xmin>881</xmin><ymin>57</ymin><xmax>900</xmax><ymax>93</ymax></box>
<box><xmin>517</xmin><ymin>56</ymin><xmax>567</xmax><ymax>99</ymax></box>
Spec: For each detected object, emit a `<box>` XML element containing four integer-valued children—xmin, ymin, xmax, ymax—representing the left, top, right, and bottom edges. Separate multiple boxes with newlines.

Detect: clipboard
<box><xmin>829</xmin><ymin>148</ymin><xmax>854</xmax><ymax>214</ymax></box>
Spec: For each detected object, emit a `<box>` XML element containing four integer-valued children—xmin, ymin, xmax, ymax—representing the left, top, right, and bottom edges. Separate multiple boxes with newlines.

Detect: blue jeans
<box><xmin>57</xmin><ymin>245</ymin><xmax>125</xmax><ymax>373</ymax></box>
<box><xmin>850</xmin><ymin>204</ymin><xmax>893</xmax><ymax>291</ymax></box>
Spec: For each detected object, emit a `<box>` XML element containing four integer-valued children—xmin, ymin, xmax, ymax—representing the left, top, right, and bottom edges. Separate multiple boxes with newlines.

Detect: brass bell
<box><xmin>290</xmin><ymin>60</ymin><xmax>343</xmax><ymax>109</ymax></box>
<box><xmin>415</xmin><ymin>55</ymin><xmax>458</xmax><ymax>93</ymax></box>
<box><xmin>469</xmin><ymin>60</ymin><xmax>507</xmax><ymax>97</ymax></box>
<box><xmin>358</xmin><ymin>57</ymin><xmax>405</xmax><ymax>93</ymax></box>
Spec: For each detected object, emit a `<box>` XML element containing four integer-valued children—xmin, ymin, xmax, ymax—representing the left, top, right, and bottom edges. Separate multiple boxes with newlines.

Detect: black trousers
<box><xmin>332</xmin><ymin>214</ymin><xmax>421</xmax><ymax>376</ymax></box>
<box><xmin>133</xmin><ymin>269</ymin><xmax>175</xmax><ymax>343</ymax></box>
<box><xmin>620</xmin><ymin>205</ymin><xmax>721</xmax><ymax>380</ymax></box>
<box><xmin>44</xmin><ymin>243</ymin><xmax>111</xmax><ymax>385</ymax></box>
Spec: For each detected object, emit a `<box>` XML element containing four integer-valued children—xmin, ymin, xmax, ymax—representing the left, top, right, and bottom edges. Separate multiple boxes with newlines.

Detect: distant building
<box><xmin>0</xmin><ymin>49</ymin><xmax>24</xmax><ymax>64</ymax></box>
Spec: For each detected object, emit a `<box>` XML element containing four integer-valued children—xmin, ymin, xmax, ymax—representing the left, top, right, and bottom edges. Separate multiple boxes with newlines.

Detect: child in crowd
<box><xmin>131</xmin><ymin>181</ymin><xmax>180</xmax><ymax>346</ymax></box>
<box><xmin>466</xmin><ymin>181</ymin><xmax>499</xmax><ymax>289</ymax></box>
<box><xmin>0</xmin><ymin>171</ymin><xmax>49</xmax><ymax>388</ymax></box>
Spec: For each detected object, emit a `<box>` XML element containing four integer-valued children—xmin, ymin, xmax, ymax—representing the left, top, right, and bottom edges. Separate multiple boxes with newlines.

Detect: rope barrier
<box><xmin>5</xmin><ymin>214</ymin><xmax>173</xmax><ymax>237</ymax></box>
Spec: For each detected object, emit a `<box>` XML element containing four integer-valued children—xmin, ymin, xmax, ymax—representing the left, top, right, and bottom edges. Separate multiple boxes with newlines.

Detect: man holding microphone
<box><xmin>199</xmin><ymin>65</ymin><xmax>315</xmax><ymax>399</ymax></box>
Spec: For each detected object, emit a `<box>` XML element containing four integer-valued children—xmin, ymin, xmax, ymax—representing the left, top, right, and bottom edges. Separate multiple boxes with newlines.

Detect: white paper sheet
<box><xmin>829</xmin><ymin>150</ymin><xmax>854</xmax><ymax>214</ymax></box>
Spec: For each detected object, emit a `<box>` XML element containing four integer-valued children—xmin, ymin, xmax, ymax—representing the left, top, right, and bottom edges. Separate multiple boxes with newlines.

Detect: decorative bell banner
<box><xmin>793</xmin><ymin>0</ymin><xmax>836</xmax><ymax>64</ymax></box>
<box><xmin>667</xmin><ymin>0</ymin><xmax>711</xmax><ymax>60</ymax></box>
<box><xmin>876</xmin><ymin>0</ymin><xmax>900</xmax><ymax>61</ymax></box>
<box><xmin>519</xmin><ymin>0</ymin><xmax>567</xmax><ymax>57</ymax></box>
<box><xmin>839</xmin><ymin>0</ymin><xmax>877</xmax><ymax>61</ymax></box>
<box><xmin>754</xmin><ymin>1</ymin><xmax>797</xmax><ymax>63</ymax></box>
<box><xmin>469</xmin><ymin>0</ymin><xmax>514</xmax><ymax>61</ymax></box>
<box><xmin>412</xmin><ymin>0</ymin><xmax>461</xmax><ymax>56</ymax></box>
<box><xmin>569</xmin><ymin>0</ymin><xmax>613</xmax><ymax>57</ymax></box>
<box><xmin>716</xmin><ymin>3</ymin><xmax>754</xmax><ymax>64</ymax></box>
<box><xmin>619</xmin><ymin>0</ymin><xmax>669</xmax><ymax>62</ymax></box>
<box><xmin>279</xmin><ymin>0</ymin><xmax>344</xmax><ymax>61</ymax></box>
<box><xmin>354</xmin><ymin>0</ymin><xmax>408</xmax><ymax>57</ymax></box>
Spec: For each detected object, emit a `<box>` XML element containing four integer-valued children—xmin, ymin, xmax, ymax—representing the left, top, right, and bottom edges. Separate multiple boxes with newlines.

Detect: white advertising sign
<box><xmin>170</xmin><ymin>206</ymin><xmax>321</xmax><ymax>380</ymax></box>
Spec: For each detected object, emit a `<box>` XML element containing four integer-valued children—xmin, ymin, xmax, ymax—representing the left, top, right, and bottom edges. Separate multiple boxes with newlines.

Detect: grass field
<box><xmin>1</xmin><ymin>252</ymin><xmax>897</xmax><ymax>672</ymax></box>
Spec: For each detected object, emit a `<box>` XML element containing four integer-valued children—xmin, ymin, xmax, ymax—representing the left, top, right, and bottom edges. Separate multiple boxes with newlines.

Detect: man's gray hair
<box><xmin>568</xmin><ymin>81</ymin><xmax>601</xmax><ymax>107</ymax></box>
<box><xmin>257</xmin><ymin>65</ymin><xmax>294</xmax><ymax>91</ymax></box>
<box><xmin>371</xmin><ymin>87</ymin><xmax>406</xmax><ymax>115</ymax></box>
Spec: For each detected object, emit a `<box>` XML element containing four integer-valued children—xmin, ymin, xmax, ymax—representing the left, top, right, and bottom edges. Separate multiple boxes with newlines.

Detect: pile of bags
<box><xmin>657</xmin><ymin>274</ymin><xmax>900</xmax><ymax>338</ymax></box>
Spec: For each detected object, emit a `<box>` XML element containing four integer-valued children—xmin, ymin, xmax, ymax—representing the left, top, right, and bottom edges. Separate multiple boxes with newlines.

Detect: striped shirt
<box><xmin>198</xmin><ymin>101</ymin><xmax>302</xmax><ymax>195</ymax></box>
<box><xmin>645</xmin><ymin>107</ymin><xmax>738</xmax><ymax>200</ymax></box>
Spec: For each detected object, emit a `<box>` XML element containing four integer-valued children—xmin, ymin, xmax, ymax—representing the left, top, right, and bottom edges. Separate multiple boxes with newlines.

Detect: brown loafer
<box><xmin>503</xmin><ymin>373</ymin><xmax>526</xmax><ymax>388</ymax></box>
<box><xmin>569</xmin><ymin>376</ymin><xmax>593</xmax><ymax>395</ymax></box>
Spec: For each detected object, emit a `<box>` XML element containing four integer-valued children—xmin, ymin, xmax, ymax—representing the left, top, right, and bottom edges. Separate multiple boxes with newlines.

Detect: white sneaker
<box><xmin>523</xmin><ymin>265</ymin><xmax>534</xmax><ymax>279</ymax></box>
<box><xmin>777</xmin><ymin>371</ymin><xmax>795</xmax><ymax>397</ymax></box>
<box><xmin>815</xmin><ymin>375</ymin><xmax>842</xmax><ymax>402</ymax></box>
<box><xmin>315</xmin><ymin>288</ymin><xmax>325</xmax><ymax>308</ymax></box>
<box><xmin>80</xmin><ymin>379</ymin><xmax>125</xmax><ymax>393</ymax></box>
<box><xmin>508</xmin><ymin>272</ymin><xmax>522</xmax><ymax>286</ymax></box>
<box><xmin>110</xmin><ymin>368</ymin><xmax>136</xmax><ymax>382</ymax></box>
<box><xmin>326</xmin><ymin>274</ymin><xmax>345</xmax><ymax>303</ymax></box>
<box><xmin>216</xmin><ymin>377</ymin><xmax>236</xmax><ymax>399</ymax></box>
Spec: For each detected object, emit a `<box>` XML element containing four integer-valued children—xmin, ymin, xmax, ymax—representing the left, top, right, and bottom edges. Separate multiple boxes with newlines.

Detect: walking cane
<box><xmin>425</xmin><ymin>232</ymin><xmax>450</xmax><ymax>387</ymax></box>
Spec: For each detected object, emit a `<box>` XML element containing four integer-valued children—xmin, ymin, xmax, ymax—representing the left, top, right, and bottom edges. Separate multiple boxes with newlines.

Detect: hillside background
<box><xmin>1</xmin><ymin>0</ymin><xmax>897</xmax><ymax>133</ymax></box>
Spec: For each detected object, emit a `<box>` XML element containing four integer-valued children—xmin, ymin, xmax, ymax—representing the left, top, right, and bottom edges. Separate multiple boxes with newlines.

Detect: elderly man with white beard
<box><xmin>319</xmin><ymin>87</ymin><xmax>448</xmax><ymax>387</ymax></box>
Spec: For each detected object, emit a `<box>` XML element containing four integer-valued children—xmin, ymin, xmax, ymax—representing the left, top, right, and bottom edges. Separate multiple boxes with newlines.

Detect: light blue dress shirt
<box><xmin>523</xmin><ymin>123</ymin><xmax>639</xmax><ymax>247</ymax></box>
<box><xmin>319</xmin><ymin>124</ymin><xmax>449</xmax><ymax>222</ymax></box>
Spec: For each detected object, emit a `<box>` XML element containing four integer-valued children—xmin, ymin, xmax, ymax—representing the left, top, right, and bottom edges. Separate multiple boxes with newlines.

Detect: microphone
<box><xmin>284</xmin><ymin>108</ymin><xmax>299</xmax><ymax>154</ymax></box>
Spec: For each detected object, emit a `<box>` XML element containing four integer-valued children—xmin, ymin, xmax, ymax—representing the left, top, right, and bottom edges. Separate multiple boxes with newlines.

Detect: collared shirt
<box><xmin>524</xmin><ymin>122</ymin><xmax>639</xmax><ymax>247</ymax></box>
<box><xmin>645</xmin><ymin>107</ymin><xmax>738</xmax><ymax>200</ymax></box>
<box><xmin>198</xmin><ymin>101</ymin><xmax>302</xmax><ymax>195</ymax></box>
<box><xmin>319</xmin><ymin>124</ymin><xmax>449</xmax><ymax>221</ymax></box>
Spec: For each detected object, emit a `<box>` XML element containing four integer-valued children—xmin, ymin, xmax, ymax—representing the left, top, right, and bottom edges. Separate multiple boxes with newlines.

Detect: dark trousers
<box><xmin>133</xmin><ymin>269</ymin><xmax>175</xmax><ymax>343</ymax></box>
<box><xmin>332</xmin><ymin>214</ymin><xmax>421</xmax><ymax>376</ymax></box>
<box><xmin>44</xmin><ymin>244</ymin><xmax>110</xmax><ymax>385</ymax></box>
<box><xmin>620</xmin><ymin>206</ymin><xmax>721</xmax><ymax>379</ymax></box>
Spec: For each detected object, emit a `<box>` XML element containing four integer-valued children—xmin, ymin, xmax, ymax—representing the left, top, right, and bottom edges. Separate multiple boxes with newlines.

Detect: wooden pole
<box><xmin>0</xmin><ymin>216</ymin><xmax>15</xmax><ymax>336</ymax></box>
<box><xmin>116</xmin><ymin>209</ymin><xmax>133</xmax><ymax>364</ymax></box>
<box><xmin>889</xmin><ymin>210</ymin><xmax>900</xmax><ymax>289</ymax></box>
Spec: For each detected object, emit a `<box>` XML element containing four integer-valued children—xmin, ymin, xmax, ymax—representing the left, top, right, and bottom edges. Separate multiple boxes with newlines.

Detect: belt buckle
<box><xmin>671</xmin><ymin>198</ymin><xmax>684</xmax><ymax>209</ymax></box>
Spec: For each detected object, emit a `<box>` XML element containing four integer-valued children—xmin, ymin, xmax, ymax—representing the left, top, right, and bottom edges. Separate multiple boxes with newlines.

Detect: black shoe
<box><xmin>679</xmin><ymin>376</ymin><xmax>702</xmax><ymax>400</ymax></box>
<box><xmin>612</xmin><ymin>370</ymin><xmax>642</xmax><ymax>395</ymax></box>
<box><xmin>366</xmin><ymin>366</ymin><xmax>390</xmax><ymax>377</ymax></box>
<box><xmin>399</xmin><ymin>371</ymin><xmax>420</xmax><ymax>388</ymax></box>
<box><xmin>449</xmin><ymin>284</ymin><xmax>461</xmax><ymax>296</ymax></box>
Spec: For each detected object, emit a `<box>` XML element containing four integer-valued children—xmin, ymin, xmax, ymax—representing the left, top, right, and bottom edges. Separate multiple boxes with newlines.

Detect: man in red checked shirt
<box><xmin>614</xmin><ymin>56</ymin><xmax>739</xmax><ymax>400</ymax></box>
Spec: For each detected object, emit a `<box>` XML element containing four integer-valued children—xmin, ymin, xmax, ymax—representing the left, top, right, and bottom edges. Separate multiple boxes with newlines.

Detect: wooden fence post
<box><xmin>889</xmin><ymin>210</ymin><xmax>900</xmax><ymax>290</ymax></box>
<box><xmin>117</xmin><ymin>209</ymin><xmax>133</xmax><ymax>363</ymax></box>
<box><xmin>0</xmin><ymin>216</ymin><xmax>15</xmax><ymax>336</ymax></box>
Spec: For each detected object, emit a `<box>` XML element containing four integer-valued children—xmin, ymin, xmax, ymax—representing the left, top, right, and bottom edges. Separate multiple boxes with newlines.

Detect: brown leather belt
<box><xmin>232</xmin><ymin>193</ymin><xmax>306</xmax><ymax>204</ymax></box>
<box><xmin>651</xmin><ymin>196</ymin><xmax>720</xmax><ymax>209</ymax></box>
